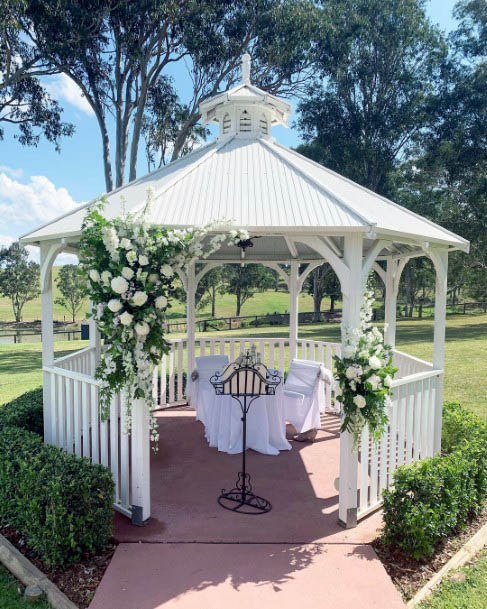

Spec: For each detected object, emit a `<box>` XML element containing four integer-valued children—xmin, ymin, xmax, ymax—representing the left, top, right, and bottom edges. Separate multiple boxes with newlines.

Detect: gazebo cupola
<box><xmin>199</xmin><ymin>53</ymin><xmax>291</xmax><ymax>140</ymax></box>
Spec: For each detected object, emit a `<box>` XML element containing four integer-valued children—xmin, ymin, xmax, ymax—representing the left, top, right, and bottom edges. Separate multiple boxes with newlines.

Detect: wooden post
<box><xmin>384</xmin><ymin>258</ymin><xmax>407</xmax><ymax>347</ymax></box>
<box><xmin>289</xmin><ymin>261</ymin><xmax>299</xmax><ymax>361</ymax></box>
<box><xmin>131</xmin><ymin>397</ymin><xmax>151</xmax><ymax>524</ymax></box>
<box><xmin>338</xmin><ymin>233</ymin><xmax>363</xmax><ymax>528</ymax></box>
<box><xmin>186</xmin><ymin>264</ymin><xmax>197</xmax><ymax>377</ymax></box>
<box><xmin>88</xmin><ymin>301</ymin><xmax>101</xmax><ymax>376</ymax></box>
<box><xmin>431</xmin><ymin>249</ymin><xmax>448</xmax><ymax>455</ymax></box>
<box><xmin>40</xmin><ymin>241</ymin><xmax>57</xmax><ymax>445</ymax></box>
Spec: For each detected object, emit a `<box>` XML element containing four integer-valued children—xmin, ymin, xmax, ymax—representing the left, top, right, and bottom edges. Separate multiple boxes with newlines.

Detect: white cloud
<box><xmin>0</xmin><ymin>171</ymin><xmax>80</xmax><ymax>265</ymax></box>
<box><xmin>46</xmin><ymin>74</ymin><xmax>94</xmax><ymax>116</ymax></box>
<box><xmin>0</xmin><ymin>166</ymin><xmax>23</xmax><ymax>179</ymax></box>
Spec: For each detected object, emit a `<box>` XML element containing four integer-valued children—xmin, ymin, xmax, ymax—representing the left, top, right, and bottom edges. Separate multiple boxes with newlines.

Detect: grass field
<box><xmin>418</xmin><ymin>550</ymin><xmax>487</xmax><ymax>609</ymax></box>
<box><xmin>0</xmin><ymin>566</ymin><xmax>49</xmax><ymax>609</ymax></box>
<box><xmin>0</xmin><ymin>313</ymin><xmax>485</xmax><ymax>418</ymax></box>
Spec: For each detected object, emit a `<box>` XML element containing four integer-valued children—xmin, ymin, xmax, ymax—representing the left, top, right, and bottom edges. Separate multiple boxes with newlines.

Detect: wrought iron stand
<box><xmin>210</xmin><ymin>353</ymin><xmax>280</xmax><ymax>515</ymax></box>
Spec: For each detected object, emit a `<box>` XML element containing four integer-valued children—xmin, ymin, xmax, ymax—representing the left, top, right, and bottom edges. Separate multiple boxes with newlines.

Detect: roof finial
<box><xmin>242</xmin><ymin>53</ymin><xmax>251</xmax><ymax>84</ymax></box>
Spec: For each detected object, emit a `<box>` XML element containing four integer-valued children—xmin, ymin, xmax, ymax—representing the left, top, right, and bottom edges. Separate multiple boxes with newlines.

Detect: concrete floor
<box><xmin>90</xmin><ymin>409</ymin><xmax>405</xmax><ymax>609</ymax></box>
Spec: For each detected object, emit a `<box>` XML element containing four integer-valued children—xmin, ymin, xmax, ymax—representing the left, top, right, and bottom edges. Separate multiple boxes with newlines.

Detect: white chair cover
<box><xmin>283</xmin><ymin>359</ymin><xmax>332</xmax><ymax>434</ymax></box>
<box><xmin>191</xmin><ymin>355</ymin><xmax>229</xmax><ymax>426</ymax></box>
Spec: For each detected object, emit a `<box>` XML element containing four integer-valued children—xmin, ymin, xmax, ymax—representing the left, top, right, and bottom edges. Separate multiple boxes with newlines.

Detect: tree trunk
<box><xmin>235</xmin><ymin>286</ymin><xmax>242</xmax><ymax>317</ymax></box>
<box><xmin>171</xmin><ymin>113</ymin><xmax>200</xmax><ymax>162</ymax></box>
<box><xmin>211</xmin><ymin>285</ymin><xmax>216</xmax><ymax>317</ymax></box>
<box><xmin>330</xmin><ymin>295</ymin><xmax>336</xmax><ymax>313</ymax></box>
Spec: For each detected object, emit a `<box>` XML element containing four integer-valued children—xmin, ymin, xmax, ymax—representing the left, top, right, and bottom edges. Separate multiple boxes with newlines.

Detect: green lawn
<box><xmin>0</xmin><ymin>313</ymin><xmax>485</xmax><ymax>418</ymax></box>
<box><xmin>0</xmin><ymin>566</ymin><xmax>49</xmax><ymax>609</ymax></box>
<box><xmin>418</xmin><ymin>550</ymin><xmax>487</xmax><ymax>609</ymax></box>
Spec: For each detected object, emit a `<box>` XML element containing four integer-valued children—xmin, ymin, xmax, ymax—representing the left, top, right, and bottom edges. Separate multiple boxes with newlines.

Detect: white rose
<box><xmin>138</xmin><ymin>255</ymin><xmax>149</xmax><ymax>266</ymax></box>
<box><xmin>119</xmin><ymin>311</ymin><xmax>133</xmax><ymax>325</ymax></box>
<box><xmin>101</xmin><ymin>270</ymin><xmax>112</xmax><ymax>284</ymax></box>
<box><xmin>368</xmin><ymin>374</ymin><xmax>381</xmax><ymax>390</ymax></box>
<box><xmin>135</xmin><ymin>321</ymin><xmax>150</xmax><ymax>336</ymax></box>
<box><xmin>111</xmin><ymin>276</ymin><xmax>129</xmax><ymax>294</ymax></box>
<box><xmin>345</xmin><ymin>366</ymin><xmax>357</xmax><ymax>380</ymax></box>
<box><xmin>121</xmin><ymin>266</ymin><xmax>134</xmax><ymax>280</ymax></box>
<box><xmin>342</xmin><ymin>345</ymin><xmax>356</xmax><ymax>359</ymax></box>
<box><xmin>89</xmin><ymin>269</ymin><xmax>100</xmax><ymax>282</ymax></box>
<box><xmin>126</xmin><ymin>250</ymin><xmax>137</xmax><ymax>264</ymax></box>
<box><xmin>148</xmin><ymin>273</ymin><xmax>159</xmax><ymax>284</ymax></box>
<box><xmin>369</xmin><ymin>355</ymin><xmax>382</xmax><ymax>370</ymax></box>
<box><xmin>160</xmin><ymin>264</ymin><xmax>174</xmax><ymax>278</ymax></box>
<box><xmin>132</xmin><ymin>291</ymin><xmax>148</xmax><ymax>307</ymax></box>
<box><xmin>107</xmin><ymin>299</ymin><xmax>122</xmax><ymax>313</ymax></box>
<box><xmin>384</xmin><ymin>375</ymin><xmax>392</xmax><ymax>388</ymax></box>
<box><xmin>120</xmin><ymin>238</ymin><xmax>132</xmax><ymax>250</ymax></box>
<box><xmin>155</xmin><ymin>295</ymin><xmax>168</xmax><ymax>309</ymax></box>
<box><xmin>353</xmin><ymin>395</ymin><xmax>367</xmax><ymax>409</ymax></box>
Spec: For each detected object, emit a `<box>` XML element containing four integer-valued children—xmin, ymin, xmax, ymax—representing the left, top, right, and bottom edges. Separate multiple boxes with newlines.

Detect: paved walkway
<box><xmin>90</xmin><ymin>410</ymin><xmax>405</xmax><ymax>609</ymax></box>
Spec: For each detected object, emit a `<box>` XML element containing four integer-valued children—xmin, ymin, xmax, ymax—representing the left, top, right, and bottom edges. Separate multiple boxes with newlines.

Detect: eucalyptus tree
<box><xmin>0</xmin><ymin>0</ymin><xmax>73</xmax><ymax>148</ymax></box>
<box><xmin>28</xmin><ymin>0</ymin><xmax>318</xmax><ymax>191</ymax></box>
<box><xmin>0</xmin><ymin>243</ymin><xmax>39</xmax><ymax>323</ymax></box>
<box><xmin>297</xmin><ymin>0</ymin><xmax>446</xmax><ymax>195</ymax></box>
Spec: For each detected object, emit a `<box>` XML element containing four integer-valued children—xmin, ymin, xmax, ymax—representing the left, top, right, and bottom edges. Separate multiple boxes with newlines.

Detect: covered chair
<box><xmin>191</xmin><ymin>355</ymin><xmax>229</xmax><ymax>426</ymax></box>
<box><xmin>283</xmin><ymin>359</ymin><xmax>333</xmax><ymax>435</ymax></box>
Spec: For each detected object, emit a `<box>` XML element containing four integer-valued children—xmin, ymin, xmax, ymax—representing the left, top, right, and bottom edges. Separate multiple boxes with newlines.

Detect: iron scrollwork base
<box><xmin>218</xmin><ymin>471</ymin><xmax>272</xmax><ymax>514</ymax></box>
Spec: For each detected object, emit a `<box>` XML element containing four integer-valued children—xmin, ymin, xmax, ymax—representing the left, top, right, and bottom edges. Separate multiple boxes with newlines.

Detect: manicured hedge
<box><xmin>382</xmin><ymin>403</ymin><xmax>487</xmax><ymax>560</ymax></box>
<box><xmin>0</xmin><ymin>391</ymin><xmax>114</xmax><ymax>567</ymax></box>
<box><xmin>0</xmin><ymin>387</ymin><xmax>44</xmax><ymax>436</ymax></box>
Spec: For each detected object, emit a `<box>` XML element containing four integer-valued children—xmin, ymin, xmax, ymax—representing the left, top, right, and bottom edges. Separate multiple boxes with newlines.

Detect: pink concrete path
<box><xmin>89</xmin><ymin>410</ymin><xmax>405</xmax><ymax>609</ymax></box>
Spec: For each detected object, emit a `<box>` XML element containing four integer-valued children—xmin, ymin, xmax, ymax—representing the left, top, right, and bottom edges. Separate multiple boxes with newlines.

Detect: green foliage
<box><xmin>0</xmin><ymin>243</ymin><xmax>39</xmax><ymax>323</ymax></box>
<box><xmin>55</xmin><ymin>264</ymin><xmax>86</xmax><ymax>322</ymax></box>
<box><xmin>0</xmin><ymin>423</ymin><xmax>114</xmax><ymax>567</ymax></box>
<box><xmin>0</xmin><ymin>387</ymin><xmax>43</xmax><ymax>435</ymax></box>
<box><xmin>382</xmin><ymin>403</ymin><xmax>487</xmax><ymax>559</ymax></box>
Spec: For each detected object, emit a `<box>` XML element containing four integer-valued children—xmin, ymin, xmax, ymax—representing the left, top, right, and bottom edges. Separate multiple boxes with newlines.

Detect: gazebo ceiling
<box><xmin>21</xmin><ymin>55</ymin><xmax>469</xmax><ymax>260</ymax></box>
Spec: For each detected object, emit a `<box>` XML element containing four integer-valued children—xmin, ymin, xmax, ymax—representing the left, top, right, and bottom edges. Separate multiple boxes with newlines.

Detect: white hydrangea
<box><xmin>120</xmin><ymin>238</ymin><xmax>132</xmax><ymax>250</ymax></box>
<box><xmin>160</xmin><ymin>264</ymin><xmax>174</xmax><ymax>278</ymax></box>
<box><xmin>119</xmin><ymin>311</ymin><xmax>133</xmax><ymax>325</ymax></box>
<box><xmin>155</xmin><ymin>295</ymin><xmax>168</xmax><ymax>309</ymax></box>
<box><xmin>132</xmin><ymin>291</ymin><xmax>148</xmax><ymax>307</ymax></box>
<box><xmin>126</xmin><ymin>250</ymin><xmax>137</xmax><ymax>264</ymax></box>
<box><xmin>89</xmin><ymin>269</ymin><xmax>100</xmax><ymax>282</ymax></box>
<box><xmin>111</xmin><ymin>276</ymin><xmax>129</xmax><ymax>294</ymax></box>
<box><xmin>342</xmin><ymin>345</ymin><xmax>356</xmax><ymax>359</ymax></box>
<box><xmin>353</xmin><ymin>395</ymin><xmax>367</xmax><ymax>409</ymax></box>
<box><xmin>139</xmin><ymin>254</ymin><xmax>149</xmax><ymax>266</ymax></box>
<box><xmin>121</xmin><ymin>266</ymin><xmax>134</xmax><ymax>280</ymax></box>
<box><xmin>368</xmin><ymin>374</ymin><xmax>381</xmax><ymax>390</ymax></box>
<box><xmin>107</xmin><ymin>299</ymin><xmax>122</xmax><ymax>313</ymax></box>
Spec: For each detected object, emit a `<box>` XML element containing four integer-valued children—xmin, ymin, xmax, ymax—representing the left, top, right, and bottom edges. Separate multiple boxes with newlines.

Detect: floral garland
<box><xmin>78</xmin><ymin>195</ymin><xmax>248</xmax><ymax>444</ymax></box>
<box><xmin>334</xmin><ymin>288</ymin><xmax>397</xmax><ymax>448</ymax></box>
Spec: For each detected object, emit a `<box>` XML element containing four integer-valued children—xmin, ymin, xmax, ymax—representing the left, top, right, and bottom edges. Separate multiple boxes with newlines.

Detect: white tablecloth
<box><xmin>193</xmin><ymin>378</ymin><xmax>291</xmax><ymax>456</ymax></box>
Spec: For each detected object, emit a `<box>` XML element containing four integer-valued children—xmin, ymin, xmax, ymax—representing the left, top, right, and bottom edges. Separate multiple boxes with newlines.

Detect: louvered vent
<box><xmin>222</xmin><ymin>113</ymin><xmax>231</xmax><ymax>134</ymax></box>
<box><xmin>239</xmin><ymin>110</ymin><xmax>251</xmax><ymax>132</ymax></box>
<box><xmin>260</xmin><ymin>115</ymin><xmax>268</xmax><ymax>135</ymax></box>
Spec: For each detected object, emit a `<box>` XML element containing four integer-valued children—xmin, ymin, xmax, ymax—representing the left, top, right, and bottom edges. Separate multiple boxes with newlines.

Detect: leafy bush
<box><xmin>382</xmin><ymin>403</ymin><xmax>487</xmax><ymax>559</ymax></box>
<box><xmin>0</xmin><ymin>387</ymin><xmax>43</xmax><ymax>436</ymax></box>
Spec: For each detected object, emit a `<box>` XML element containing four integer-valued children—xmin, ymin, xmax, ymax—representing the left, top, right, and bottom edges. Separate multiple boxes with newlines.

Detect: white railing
<box><xmin>43</xmin><ymin>364</ymin><xmax>132</xmax><ymax>518</ymax></box>
<box><xmin>393</xmin><ymin>349</ymin><xmax>433</xmax><ymax>378</ymax></box>
<box><xmin>357</xmin><ymin>368</ymin><xmax>442</xmax><ymax>519</ymax></box>
<box><xmin>54</xmin><ymin>346</ymin><xmax>95</xmax><ymax>376</ymax></box>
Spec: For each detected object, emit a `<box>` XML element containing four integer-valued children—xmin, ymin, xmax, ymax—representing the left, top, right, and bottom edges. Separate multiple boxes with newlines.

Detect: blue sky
<box><xmin>0</xmin><ymin>0</ymin><xmax>458</xmax><ymax>256</ymax></box>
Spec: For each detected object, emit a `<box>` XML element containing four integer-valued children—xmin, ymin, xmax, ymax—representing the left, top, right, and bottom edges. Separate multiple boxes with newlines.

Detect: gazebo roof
<box><xmin>21</xmin><ymin>56</ymin><xmax>469</xmax><ymax>261</ymax></box>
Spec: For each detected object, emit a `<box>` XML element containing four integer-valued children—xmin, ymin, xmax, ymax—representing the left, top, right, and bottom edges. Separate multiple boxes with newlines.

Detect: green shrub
<box><xmin>0</xmin><ymin>426</ymin><xmax>114</xmax><ymax>567</ymax></box>
<box><xmin>382</xmin><ymin>403</ymin><xmax>487</xmax><ymax>560</ymax></box>
<box><xmin>0</xmin><ymin>388</ymin><xmax>43</xmax><ymax>436</ymax></box>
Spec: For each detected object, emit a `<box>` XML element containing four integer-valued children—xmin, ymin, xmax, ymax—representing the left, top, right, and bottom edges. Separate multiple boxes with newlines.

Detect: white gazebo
<box><xmin>21</xmin><ymin>55</ymin><xmax>469</xmax><ymax>528</ymax></box>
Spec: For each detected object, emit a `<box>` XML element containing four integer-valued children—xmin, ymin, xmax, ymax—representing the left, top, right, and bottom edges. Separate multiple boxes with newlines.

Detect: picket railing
<box><xmin>357</xmin><ymin>368</ymin><xmax>441</xmax><ymax>519</ymax></box>
<box><xmin>43</xmin><ymin>362</ymin><xmax>132</xmax><ymax>518</ymax></box>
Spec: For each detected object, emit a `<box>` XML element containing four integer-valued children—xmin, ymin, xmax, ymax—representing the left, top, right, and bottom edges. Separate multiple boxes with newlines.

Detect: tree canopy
<box><xmin>0</xmin><ymin>242</ymin><xmax>39</xmax><ymax>322</ymax></box>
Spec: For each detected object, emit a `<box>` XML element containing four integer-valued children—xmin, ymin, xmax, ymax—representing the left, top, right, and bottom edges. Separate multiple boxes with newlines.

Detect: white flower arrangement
<box><xmin>334</xmin><ymin>288</ymin><xmax>397</xmax><ymax>447</ymax></box>
<box><xmin>79</xmin><ymin>196</ymin><xmax>250</xmax><ymax>448</ymax></box>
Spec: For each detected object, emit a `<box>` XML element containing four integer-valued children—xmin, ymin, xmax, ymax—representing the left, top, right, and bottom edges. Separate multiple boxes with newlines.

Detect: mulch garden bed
<box><xmin>373</xmin><ymin>510</ymin><xmax>487</xmax><ymax>601</ymax></box>
<box><xmin>0</xmin><ymin>525</ymin><xmax>116</xmax><ymax>608</ymax></box>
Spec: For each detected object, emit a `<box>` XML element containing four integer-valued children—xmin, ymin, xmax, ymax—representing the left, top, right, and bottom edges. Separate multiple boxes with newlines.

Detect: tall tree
<box><xmin>195</xmin><ymin>267</ymin><xmax>224</xmax><ymax>317</ymax></box>
<box><xmin>0</xmin><ymin>243</ymin><xmax>39</xmax><ymax>322</ymax></box>
<box><xmin>0</xmin><ymin>0</ymin><xmax>73</xmax><ymax>148</ymax></box>
<box><xmin>222</xmin><ymin>264</ymin><xmax>276</xmax><ymax>316</ymax></box>
<box><xmin>297</xmin><ymin>0</ymin><xmax>445</xmax><ymax>195</ymax></box>
<box><xmin>306</xmin><ymin>264</ymin><xmax>340</xmax><ymax>318</ymax></box>
<box><xmin>55</xmin><ymin>264</ymin><xmax>86</xmax><ymax>322</ymax></box>
<box><xmin>28</xmin><ymin>0</ymin><xmax>318</xmax><ymax>191</ymax></box>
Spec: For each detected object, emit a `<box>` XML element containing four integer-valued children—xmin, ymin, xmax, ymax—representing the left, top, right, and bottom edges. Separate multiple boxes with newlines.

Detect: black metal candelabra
<box><xmin>210</xmin><ymin>351</ymin><xmax>281</xmax><ymax>515</ymax></box>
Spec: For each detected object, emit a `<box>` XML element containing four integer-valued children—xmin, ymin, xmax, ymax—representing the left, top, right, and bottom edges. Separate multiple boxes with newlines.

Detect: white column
<box><xmin>186</xmin><ymin>264</ymin><xmax>197</xmax><ymax>376</ymax></box>
<box><xmin>289</xmin><ymin>261</ymin><xmax>299</xmax><ymax>361</ymax></box>
<box><xmin>88</xmin><ymin>301</ymin><xmax>101</xmax><ymax>376</ymax></box>
<box><xmin>431</xmin><ymin>249</ymin><xmax>448</xmax><ymax>454</ymax></box>
<box><xmin>130</xmin><ymin>397</ymin><xmax>151</xmax><ymax>524</ymax></box>
<box><xmin>338</xmin><ymin>233</ymin><xmax>364</xmax><ymax>528</ymax></box>
<box><xmin>40</xmin><ymin>242</ymin><xmax>55</xmax><ymax>444</ymax></box>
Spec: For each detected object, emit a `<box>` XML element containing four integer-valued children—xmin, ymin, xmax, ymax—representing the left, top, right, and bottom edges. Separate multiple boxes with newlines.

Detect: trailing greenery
<box><xmin>382</xmin><ymin>403</ymin><xmax>487</xmax><ymax>560</ymax></box>
<box><xmin>0</xmin><ymin>388</ymin><xmax>43</xmax><ymax>436</ymax></box>
<box><xmin>0</xmin><ymin>390</ymin><xmax>114</xmax><ymax>567</ymax></box>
